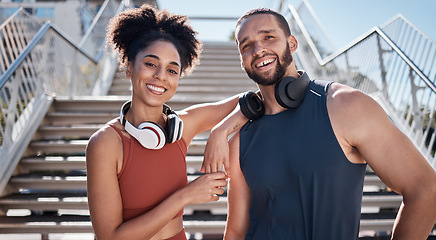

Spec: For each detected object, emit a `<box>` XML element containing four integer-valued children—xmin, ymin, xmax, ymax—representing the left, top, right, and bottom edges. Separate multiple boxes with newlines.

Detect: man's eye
<box><xmin>145</xmin><ymin>62</ymin><xmax>156</xmax><ymax>67</ymax></box>
<box><xmin>241</xmin><ymin>44</ymin><xmax>250</xmax><ymax>50</ymax></box>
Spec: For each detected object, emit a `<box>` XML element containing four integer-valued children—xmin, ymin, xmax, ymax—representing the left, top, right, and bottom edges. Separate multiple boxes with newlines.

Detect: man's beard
<box><xmin>244</xmin><ymin>43</ymin><xmax>293</xmax><ymax>86</ymax></box>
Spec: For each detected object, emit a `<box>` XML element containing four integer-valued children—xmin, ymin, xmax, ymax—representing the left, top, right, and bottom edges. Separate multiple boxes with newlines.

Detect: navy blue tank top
<box><xmin>239</xmin><ymin>80</ymin><xmax>367</xmax><ymax>240</ymax></box>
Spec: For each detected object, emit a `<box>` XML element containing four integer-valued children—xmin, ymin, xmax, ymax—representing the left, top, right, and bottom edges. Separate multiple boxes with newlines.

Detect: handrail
<box><xmin>0</xmin><ymin>22</ymin><xmax>97</xmax><ymax>89</ymax></box>
<box><xmin>288</xmin><ymin>4</ymin><xmax>324</xmax><ymax>63</ymax></box>
<box><xmin>79</xmin><ymin>0</ymin><xmax>112</xmax><ymax>48</ymax></box>
<box><xmin>95</xmin><ymin>1</ymin><xmax>127</xmax><ymax>61</ymax></box>
<box><xmin>0</xmin><ymin>8</ymin><xmax>44</xmax><ymax>75</ymax></box>
<box><xmin>381</xmin><ymin>13</ymin><xmax>436</xmax><ymax>47</ymax></box>
<box><xmin>0</xmin><ymin>0</ymin><xmax>128</xmax><ymax>91</ymax></box>
<box><xmin>375</xmin><ymin>27</ymin><xmax>436</xmax><ymax>92</ymax></box>
<box><xmin>289</xmin><ymin>4</ymin><xmax>436</xmax><ymax>93</ymax></box>
<box><xmin>0</xmin><ymin>6</ymin><xmax>40</xmax><ymax>29</ymax></box>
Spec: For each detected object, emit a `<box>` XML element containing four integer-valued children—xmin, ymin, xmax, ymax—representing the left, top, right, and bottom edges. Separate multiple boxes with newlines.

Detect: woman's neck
<box><xmin>126</xmin><ymin>101</ymin><xmax>166</xmax><ymax>127</ymax></box>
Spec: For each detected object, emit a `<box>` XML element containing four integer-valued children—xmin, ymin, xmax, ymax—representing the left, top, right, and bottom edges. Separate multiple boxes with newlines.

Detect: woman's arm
<box><xmin>201</xmin><ymin>106</ymin><xmax>248</xmax><ymax>176</ymax></box>
<box><xmin>178</xmin><ymin>93</ymin><xmax>243</xmax><ymax>175</ymax></box>
<box><xmin>178</xmin><ymin>94</ymin><xmax>241</xmax><ymax>145</ymax></box>
<box><xmin>86</xmin><ymin>125</ymin><xmax>228</xmax><ymax>240</ymax></box>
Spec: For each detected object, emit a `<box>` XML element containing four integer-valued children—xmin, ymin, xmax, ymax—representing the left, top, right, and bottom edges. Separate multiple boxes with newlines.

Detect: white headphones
<box><xmin>119</xmin><ymin>101</ymin><xmax>183</xmax><ymax>149</ymax></box>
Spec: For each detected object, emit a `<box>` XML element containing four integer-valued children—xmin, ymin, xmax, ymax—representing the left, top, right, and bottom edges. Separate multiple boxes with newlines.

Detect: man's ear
<box><xmin>126</xmin><ymin>62</ymin><xmax>133</xmax><ymax>78</ymax></box>
<box><xmin>240</xmin><ymin>55</ymin><xmax>246</xmax><ymax>70</ymax></box>
<box><xmin>288</xmin><ymin>35</ymin><xmax>298</xmax><ymax>54</ymax></box>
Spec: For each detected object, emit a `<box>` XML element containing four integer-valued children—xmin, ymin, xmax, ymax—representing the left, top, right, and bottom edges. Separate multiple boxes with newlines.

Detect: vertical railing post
<box><xmin>376</xmin><ymin>34</ymin><xmax>390</xmax><ymax>100</ymax></box>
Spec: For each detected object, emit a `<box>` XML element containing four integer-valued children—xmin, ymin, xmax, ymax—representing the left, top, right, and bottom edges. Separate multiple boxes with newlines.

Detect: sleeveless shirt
<box><xmin>239</xmin><ymin>80</ymin><xmax>367</xmax><ymax>240</ymax></box>
<box><xmin>109</xmin><ymin>123</ymin><xmax>188</xmax><ymax>222</ymax></box>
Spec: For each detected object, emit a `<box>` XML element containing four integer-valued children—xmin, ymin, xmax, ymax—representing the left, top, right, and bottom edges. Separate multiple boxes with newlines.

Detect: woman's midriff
<box><xmin>150</xmin><ymin>216</ymin><xmax>184</xmax><ymax>240</ymax></box>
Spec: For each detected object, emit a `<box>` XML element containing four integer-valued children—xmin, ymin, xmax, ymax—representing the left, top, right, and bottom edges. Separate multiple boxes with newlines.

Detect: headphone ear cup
<box><xmin>275</xmin><ymin>77</ymin><xmax>296</xmax><ymax>108</ymax></box>
<box><xmin>239</xmin><ymin>91</ymin><xmax>265</xmax><ymax>120</ymax></box>
<box><xmin>166</xmin><ymin>113</ymin><xmax>182</xmax><ymax>143</ymax></box>
<box><xmin>137</xmin><ymin>122</ymin><xmax>166</xmax><ymax>149</ymax></box>
<box><xmin>275</xmin><ymin>72</ymin><xmax>311</xmax><ymax>108</ymax></box>
<box><xmin>176</xmin><ymin>119</ymin><xmax>183</xmax><ymax>141</ymax></box>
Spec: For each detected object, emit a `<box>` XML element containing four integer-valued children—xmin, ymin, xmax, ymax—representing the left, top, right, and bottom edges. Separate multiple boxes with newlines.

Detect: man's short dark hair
<box><xmin>236</xmin><ymin>8</ymin><xmax>291</xmax><ymax>36</ymax></box>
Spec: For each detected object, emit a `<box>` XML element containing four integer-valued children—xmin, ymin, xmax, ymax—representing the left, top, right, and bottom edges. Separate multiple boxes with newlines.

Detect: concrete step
<box><xmin>9</xmin><ymin>173</ymin><xmax>88</xmax><ymax>191</ymax></box>
<box><xmin>37</xmin><ymin>125</ymin><xmax>102</xmax><ymax>139</ymax></box>
<box><xmin>18</xmin><ymin>155</ymin><xmax>205</xmax><ymax>174</ymax></box>
<box><xmin>0</xmin><ymin>191</ymin><xmax>402</xmax><ymax>216</ymax></box>
<box><xmin>37</xmin><ymin>125</ymin><xmax>209</xmax><ymax>141</ymax></box>
<box><xmin>8</xmin><ymin>173</ymin><xmax>205</xmax><ymax>192</ymax></box>
<box><xmin>0</xmin><ymin>191</ymin><xmax>89</xmax><ymax>211</ymax></box>
<box><xmin>196</xmin><ymin>59</ymin><xmax>241</xmax><ymax>66</ymax></box>
<box><xmin>45</xmin><ymin>112</ymin><xmax>118</xmax><ymax>126</ymax></box>
<box><xmin>49</xmin><ymin>93</ymin><xmax>248</xmax><ymax>114</ymax></box>
<box><xmin>8</xmin><ymin>171</ymin><xmax>387</xmax><ymax>196</ymax></box>
<box><xmin>28</xmin><ymin>139</ymin><xmax>207</xmax><ymax>156</ymax></box>
<box><xmin>0</xmin><ymin>214</ymin><xmax>227</xmax><ymax>235</ymax></box>
<box><xmin>50</xmin><ymin>97</ymin><xmax>128</xmax><ymax>113</ymax></box>
<box><xmin>190</xmin><ymin>66</ymin><xmax>246</xmax><ymax>73</ymax></box>
<box><xmin>183</xmin><ymin>71</ymin><xmax>248</xmax><ymax>79</ymax></box>
<box><xmin>19</xmin><ymin>156</ymin><xmax>87</xmax><ymax>172</ymax></box>
<box><xmin>0</xmin><ymin>212</ymin><xmax>407</xmax><ymax>235</ymax></box>
<box><xmin>0</xmin><ymin>192</ymin><xmax>227</xmax><ymax>215</ymax></box>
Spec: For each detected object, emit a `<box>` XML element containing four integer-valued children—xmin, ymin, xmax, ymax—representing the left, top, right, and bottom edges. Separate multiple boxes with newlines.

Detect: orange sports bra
<box><xmin>109</xmin><ymin>122</ymin><xmax>188</xmax><ymax>221</ymax></box>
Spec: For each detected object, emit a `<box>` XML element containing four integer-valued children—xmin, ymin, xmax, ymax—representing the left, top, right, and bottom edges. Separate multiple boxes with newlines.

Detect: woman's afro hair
<box><xmin>106</xmin><ymin>4</ymin><xmax>202</xmax><ymax>76</ymax></box>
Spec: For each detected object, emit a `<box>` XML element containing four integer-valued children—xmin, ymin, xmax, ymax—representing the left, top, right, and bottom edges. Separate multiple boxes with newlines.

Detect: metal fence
<box><xmin>0</xmin><ymin>9</ymin><xmax>43</xmax><ymax>77</ymax></box>
<box><xmin>285</xmin><ymin>1</ymin><xmax>436</xmax><ymax>166</ymax></box>
<box><xmin>0</xmin><ymin>0</ymin><xmax>128</xmax><ymax>192</ymax></box>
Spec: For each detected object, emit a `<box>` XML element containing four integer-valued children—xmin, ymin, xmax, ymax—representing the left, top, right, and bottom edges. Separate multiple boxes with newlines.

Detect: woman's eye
<box><xmin>168</xmin><ymin>69</ymin><xmax>178</xmax><ymax>75</ymax></box>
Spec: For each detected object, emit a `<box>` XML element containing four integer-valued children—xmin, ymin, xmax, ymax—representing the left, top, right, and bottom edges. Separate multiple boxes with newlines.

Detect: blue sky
<box><xmin>157</xmin><ymin>0</ymin><xmax>436</xmax><ymax>51</ymax></box>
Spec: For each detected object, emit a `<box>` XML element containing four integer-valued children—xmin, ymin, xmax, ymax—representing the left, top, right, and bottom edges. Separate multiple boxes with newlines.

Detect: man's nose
<box><xmin>253</xmin><ymin>42</ymin><xmax>266</xmax><ymax>56</ymax></box>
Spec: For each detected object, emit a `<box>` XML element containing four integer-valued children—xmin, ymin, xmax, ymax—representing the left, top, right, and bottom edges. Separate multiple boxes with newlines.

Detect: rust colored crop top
<box><xmin>108</xmin><ymin>123</ymin><xmax>188</xmax><ymax>222</ymax></box>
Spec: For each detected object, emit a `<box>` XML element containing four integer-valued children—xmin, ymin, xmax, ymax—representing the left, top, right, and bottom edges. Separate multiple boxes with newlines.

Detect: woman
<box><xmin>86</xmin><ymin>5</ymin><xmax>238</xmax><ymax>240</ymax></box>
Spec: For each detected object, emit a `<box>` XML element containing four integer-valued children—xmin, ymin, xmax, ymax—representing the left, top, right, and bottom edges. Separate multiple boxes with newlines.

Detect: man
<box><xmin>201</xmin><ymin>8</ymin><xmax>436</xmax><ymax>240</ymax></box>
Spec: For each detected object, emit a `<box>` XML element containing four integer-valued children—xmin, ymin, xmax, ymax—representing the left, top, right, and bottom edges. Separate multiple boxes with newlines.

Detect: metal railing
<box><xmin>284</xmin><ymin>1</ymin><xmax>436</xmax><ymax>167</ymax></box>
<box><xmin>0</xmin><ymin>8</ymin><xmax>43</xmax><ymax>76</ymax></box>
<box><xmin>79</xmin><ymin>0</ymin><xmax>120</xmax><ymax>59</ymax></box>
<box><xmin>381</xmin><ymin>14</ymin><xmax>436</xmax><ymax>87</ymax></box>
<box><xmin>0</xmin><ymin>0</ymin><xmax>129</xmax><ymax>193</ymax></box>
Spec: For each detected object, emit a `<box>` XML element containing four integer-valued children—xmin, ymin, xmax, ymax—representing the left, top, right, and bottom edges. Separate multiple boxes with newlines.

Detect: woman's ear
<box><xmin>126</xmin><ymin>62</ymin><xmax>133</xmax><ymax>78</ymax></box>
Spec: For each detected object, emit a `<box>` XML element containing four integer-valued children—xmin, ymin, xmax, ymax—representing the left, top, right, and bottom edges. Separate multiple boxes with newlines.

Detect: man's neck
<box><xmin>257</xmin><ymin>84</ymin><xmax>287</xmax><ymax>115</ymax></box>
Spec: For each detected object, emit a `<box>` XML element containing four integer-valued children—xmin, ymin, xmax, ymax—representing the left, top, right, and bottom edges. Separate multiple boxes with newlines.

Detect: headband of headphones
<box><xmin>119</xmin><ymin>101</ymin><xmax>183</xmax><ymax>149</ymax></box>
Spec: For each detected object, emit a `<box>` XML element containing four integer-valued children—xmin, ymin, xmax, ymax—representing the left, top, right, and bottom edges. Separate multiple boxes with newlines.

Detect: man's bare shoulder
<box><xmin>326</xmin><ymin>82</ymin><xmax>380</xmax><ymax>117</ymax></box>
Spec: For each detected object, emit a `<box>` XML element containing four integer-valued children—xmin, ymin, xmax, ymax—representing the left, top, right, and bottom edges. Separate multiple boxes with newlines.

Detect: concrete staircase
<box><xmin>0</xmin><ymin>42</ymin><xmax>405</xmax><ymax>239</ymax></box>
